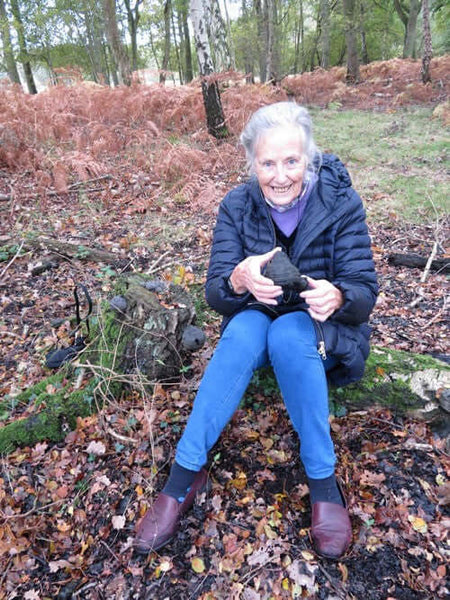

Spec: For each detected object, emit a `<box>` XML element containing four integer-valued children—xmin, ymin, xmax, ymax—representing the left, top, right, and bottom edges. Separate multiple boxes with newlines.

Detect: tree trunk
<box><xmin>360</xmin><ymin>1</ymin><xmax>369</xmax><ymax>64</ymax></box>
<box><xmin>421</xmin><ymin>0</ymin><xmax>432</xmax><ymax>83</ymax></box>
<box><xmin>10</xmin><ymin>0</ymin><xmax>37</xmax><ymax>94</ymax></box>
<box><xmin>320</xmin><ymin>0</ymin><xmax>330</xmax><ymax>69</ymax></box>
<box><xmin>82</xmin><ymin>0</ymin><xmax>109</xmax><ymax>84</ymax></box>
<box><xmin>206</xmin><ymin>0</ymin><xmax>232</xmax><ymax>71</ymax></box>
<box><xmin>171</xmin><ymin>8</ymin><xmax>182</xmax><ymax>84</ymax></box>
<box><xmin>0</xmin><ymin>0</ymin><xmax>21</xmax><ymax>85</ymax></box>
<box><xmin>342</xmin><ymin>0</ymin><xmax>360</xmax><ymax>83</ymax></box>
<box><xmin>404</xmin><ymin>0</ymin><xmax>421</xmax><ymax>58</ymax></box>
<box><xmin>222</xmin><ymin>0</ymin><xmax>236</xmax><ymax>69</ymax></box>
<box><xmin>123</xmin><ymin>0</ymin><xmax>142</xmax><ymax>72</ymax></box>
<box><xmin>180</xmin><ymin>0</ymin><xmax>193</xmax><ymax>82</ymax></box>
<box><xmin>394</xmin><ymin>0</ymin><xmax>422</xmax><ymax>59</ymax></box>
<box><xmin>102</xmin><ymin>0</ymin><xmax>132</xmax><ymax>85</ymax></box>
<box><xmin>265</xmin><ymin>0</ymin><xmax>274</xmax><ymax>82</ymax></box>
<box><xmin>254</xmin><ymin>0</ymin><xmax>266</xmax><ymax>82</ymax></box>
<box><xmin>293</xmin><ymin>0</ymin><xmax>305</xmax><ymax>74</ymax></box>
<box><xmin>160</xmin><ymin>0</ymin><xmax>172</xmax><ymax>84</ymax></box>
<box><xmin>190</xmin><ymin>0</ymin><xmax>228</xmax><ymax>138</ymax></box>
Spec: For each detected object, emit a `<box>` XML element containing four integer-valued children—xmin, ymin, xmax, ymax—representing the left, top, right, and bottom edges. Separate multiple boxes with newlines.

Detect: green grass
<box><xmin>311</xmin><ymin>107</ymin><xmax>449</xmax><ymax>223</ymax></box>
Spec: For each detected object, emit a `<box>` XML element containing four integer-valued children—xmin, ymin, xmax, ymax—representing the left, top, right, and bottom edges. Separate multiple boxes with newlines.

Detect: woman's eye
<box><xmin>263</xmin><ymin>161</ymin><xmax>273</xmax><ymax>168</ymax></box>
<box><xmin>287</xmin><ymin>158</ymin><xmax>299</xmax><ymax>165</ymax></box>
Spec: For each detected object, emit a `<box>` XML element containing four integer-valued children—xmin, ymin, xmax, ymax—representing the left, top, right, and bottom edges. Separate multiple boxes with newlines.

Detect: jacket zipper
<box><xmin>313</xmin><ymin>319</ymin><xmax>327</xmax><ymax>360</ymax></box>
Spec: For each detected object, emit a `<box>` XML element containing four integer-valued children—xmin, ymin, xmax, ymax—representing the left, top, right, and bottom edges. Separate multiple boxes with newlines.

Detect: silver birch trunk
<box><xmin>202</xmin><ymin>0</ymin><xmax>231</xmax><ymax>71</ymax></box>
<box><xmin>190</xmin><ymin>0</ymin><xmax>227</xmax><ymax>138</ymax></box>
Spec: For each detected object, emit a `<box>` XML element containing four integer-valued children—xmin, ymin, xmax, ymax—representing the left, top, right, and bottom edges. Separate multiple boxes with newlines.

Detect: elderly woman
<box><xmin>134</xmin><ymin>102</ymin><xmax>378</xmax><ymax>559</ymax></box>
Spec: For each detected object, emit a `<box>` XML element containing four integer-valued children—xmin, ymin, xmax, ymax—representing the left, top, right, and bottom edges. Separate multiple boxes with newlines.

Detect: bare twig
<box><xmin>100</xmin><ymin>539</ymin><xmax>122</xmax><ymax>563</ymax></box>
<box><xmin>0</xmin><ymin>241</ymin><xmax>24</xmax><ymax>282</ymax></box>
<box><xmin>67</xmin><ymin>174</ymin><xmax>113</xmax><ymax>189</ymax></box>
<box><xmin>420</xmin><ymin>240</ymin><xmax>438</xmax><ymax>283</ymax></box>
<box><xmin>145</xmin><ymin>249</ymin><xmax>170</xmax><ymax>274</ymax></box>
<box><xmin>72</xmin><ymin>581</ymin><xmax>98</xmax><ymax>597</ymax></box>
<box><xmin>106</xmin><ymin>427</ymin><xmax>138</xmax><ymax>445</ymax></box>
<box><xmin>0</xmin><ymin>498</ymin><xmax>64</xmax><ymax>521</ymax></box>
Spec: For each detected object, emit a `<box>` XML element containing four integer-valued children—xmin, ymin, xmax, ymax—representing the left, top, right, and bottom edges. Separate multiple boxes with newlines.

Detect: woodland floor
<box><xmin>0</xmin><ymin>59</ymin><xmax>449</xmax><ymax>600</ymax></box>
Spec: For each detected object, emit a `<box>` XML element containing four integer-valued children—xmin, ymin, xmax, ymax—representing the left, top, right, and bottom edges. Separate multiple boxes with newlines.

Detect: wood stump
<box><xmin>106</xmin><ymin>277</ymin><xmax>203</xmax><ymax>383</ymax></box>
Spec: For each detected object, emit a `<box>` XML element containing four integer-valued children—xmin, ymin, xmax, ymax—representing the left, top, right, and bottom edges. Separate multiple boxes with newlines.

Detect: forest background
<box><xmin>0</xmin><ymin>0</ymin><xmax>449</xmax><ymax>599</ymax></box>
<box><xmin>0</xmin><ymin>0</ymin><xmax>448</xmax><ymax>93</ymax></box>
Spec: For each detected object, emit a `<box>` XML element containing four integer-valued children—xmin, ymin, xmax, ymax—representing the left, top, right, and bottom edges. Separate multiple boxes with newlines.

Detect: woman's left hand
<box><xmin>300</xmin><ymin>277</ymin><xmax>344</xmax><ymax>322</ymax></box>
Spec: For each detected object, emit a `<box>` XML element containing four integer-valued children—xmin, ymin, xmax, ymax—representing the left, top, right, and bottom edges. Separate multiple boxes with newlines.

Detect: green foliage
<box><xmin>0</xmin><ymin>244</ymin><xmax>23</xmax><ymax>262</ymax></box>
<box><xmin>311</xmin><ymin>107</ymin><xmax>449</xmax><ymax>221</ymax></box>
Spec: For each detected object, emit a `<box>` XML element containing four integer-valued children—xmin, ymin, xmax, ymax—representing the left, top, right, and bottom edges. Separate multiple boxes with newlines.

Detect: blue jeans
<box><xmin>175</xmin><ymin>309</ymin><xmax>337</xmax><ymax>479</ymax></box>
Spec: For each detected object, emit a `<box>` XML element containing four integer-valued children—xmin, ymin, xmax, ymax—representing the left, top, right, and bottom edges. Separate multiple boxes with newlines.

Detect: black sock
<box><xmin>307</xmin><ymin>473</ymin><xmax>344</xmax><ymax>506</ymax></box>
<box><xmin>162</xmin><ymin>461</ymin><xmax>198</xmax><ymax>503</ymax></box>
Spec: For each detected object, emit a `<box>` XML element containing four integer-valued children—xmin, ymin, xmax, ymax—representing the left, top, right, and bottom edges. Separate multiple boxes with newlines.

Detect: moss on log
<box><xmin>0</xmin><ymin>378</ymin><xmax>96</xmax><ymax>454</ymax></box>
<box><xmin>329</xmin><ymin>347</ymin><xmax>449</xmax><ymax>429</ymax></box>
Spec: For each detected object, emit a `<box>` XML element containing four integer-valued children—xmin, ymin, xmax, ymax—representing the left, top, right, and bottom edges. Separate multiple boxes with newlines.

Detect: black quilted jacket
<box><xmin>205</xmin><ymin>154</ymin><xmax>378</xmax><ymax>386</ymax></box>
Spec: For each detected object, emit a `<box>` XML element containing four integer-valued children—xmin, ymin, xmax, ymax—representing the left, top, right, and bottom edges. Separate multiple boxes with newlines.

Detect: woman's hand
<box><xmin>229</xmin><ymin>248</ymin><xmax>283</xmax><ymax>305</ymax></box>
<box><xmin>300</xmin><ymin>277</ymin><xmax>344</xmax><ymax>322</ymax></box>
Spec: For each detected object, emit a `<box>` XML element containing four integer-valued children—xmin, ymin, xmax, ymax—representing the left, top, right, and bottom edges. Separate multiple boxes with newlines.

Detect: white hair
<box><xmin>240</xmin><ymin>102</ymin><xmax>321</xmax><ymax>173</ymax></box>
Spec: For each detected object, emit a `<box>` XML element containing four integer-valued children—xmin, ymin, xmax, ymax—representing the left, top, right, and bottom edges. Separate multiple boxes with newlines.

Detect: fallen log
<box><xmin>388</xmin><ymin>253</ymin><xmax>450</xmax><ymax>274</ymax></box>
<box><xmin>2</xmin><ymin>236</ymin><xmax>123</xmax><ymax>265</ymax></box>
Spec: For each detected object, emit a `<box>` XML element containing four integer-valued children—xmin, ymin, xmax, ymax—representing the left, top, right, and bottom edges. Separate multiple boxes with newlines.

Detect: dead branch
<box><xmin>5</xmin><ymin>236</ymin><xmax>123</xmax><ymax>265</ymax></box>
<box><xmin>0</xmin><ymin>175</ymin><xmax>113</xmax><ymax>201</ymax></box>
<box><xmin>387</xmin><ymin>252</ymin><xmax>450</xmax><ymax>274</ymax></box>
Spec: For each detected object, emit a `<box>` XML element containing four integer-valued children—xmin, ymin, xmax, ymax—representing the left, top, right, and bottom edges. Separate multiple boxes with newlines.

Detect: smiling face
<box><xmin>253</xmin><ymin>126</ymin><xmax>306</xmax><ymax>207</ymax></box>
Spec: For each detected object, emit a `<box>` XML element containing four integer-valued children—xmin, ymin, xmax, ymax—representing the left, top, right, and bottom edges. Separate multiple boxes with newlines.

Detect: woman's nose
<box><xmin>274</xmin><ymin>163</ymin><xmax>288</xmax><ymax>181</ymax></box>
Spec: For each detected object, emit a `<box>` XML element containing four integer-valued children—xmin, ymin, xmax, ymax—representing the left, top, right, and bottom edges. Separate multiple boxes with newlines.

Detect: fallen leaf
<box><xmin>408</xmin><ymin>515</ymin><xmax>428</xmax><ymax>534</ymax></box>
<box><xmin>159</xmin><ymin>559</ymin><xmax>173</xmax><ymax>572</ymax></box>
<box><xmin>191</xmin><ymin>557</ymin><xmax>206</xmax><ymax>573</ymax></box>
<box><xmin>48</xmin><ymin>559</ymin><xmax>73</xmax><ymax>573</ymax></box>
<box><xmin>112</xmin><ymin>515</ymin><xmax>126</xmax><ymax>530</ymax></box>
<box><xmin>86</xmin><ymin>440</ymin><xmax>106</xmax><ymax>455</ymax></box>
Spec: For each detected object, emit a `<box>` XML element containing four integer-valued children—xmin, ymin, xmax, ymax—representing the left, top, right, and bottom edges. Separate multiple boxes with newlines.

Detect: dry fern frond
<box><xmin>155</xmin><ymin>143</ymin><xmax>211</xmax><ymax>185</ymax></box>
<box><xmin>223</xmin><ymin>84</ymin><xmax>288</xmax><ymax>135</ymax></box>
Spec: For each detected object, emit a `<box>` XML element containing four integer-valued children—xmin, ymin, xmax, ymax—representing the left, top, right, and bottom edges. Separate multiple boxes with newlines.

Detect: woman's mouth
<box><xmin>271</xmin><ymin>184</ymin><xmax>292</xmax><ymax>194</ymax></box>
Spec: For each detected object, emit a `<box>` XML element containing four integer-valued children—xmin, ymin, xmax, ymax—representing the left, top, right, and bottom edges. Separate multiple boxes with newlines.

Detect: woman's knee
<box><xmin>220</xmin><ymin>310</ymin><xmax>271</xmax><ymax>359</ymax></box>
<box><xmin>268</xmin><ymin>312</ymin><xmax>317</xmax><ymax>357</ymax></box>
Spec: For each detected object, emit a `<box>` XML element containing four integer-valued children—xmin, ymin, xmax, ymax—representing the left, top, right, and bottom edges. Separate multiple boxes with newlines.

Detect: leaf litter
<box><xmin>0</xmin><ymin>61</ymin><xmax>449</xmax><ymax>599</ymax></box>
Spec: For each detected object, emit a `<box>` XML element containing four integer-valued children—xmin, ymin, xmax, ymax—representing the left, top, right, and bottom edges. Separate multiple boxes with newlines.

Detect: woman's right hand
<box><xmin>228</xmin><ymin>248</ymin><xmax>283</xmax><ymax>305</ymax></box>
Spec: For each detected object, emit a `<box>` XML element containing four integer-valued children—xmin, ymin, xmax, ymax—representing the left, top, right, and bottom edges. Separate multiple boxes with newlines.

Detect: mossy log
<box><xmin>1</xmin><ymin>282</ymin><xmax>448</xmax><ymax>454</ymax></box>
<box><xmin>0</xmin><ymin>276</ymin><xmax>204</xmax><ymax>454</ymax></box>
<box><xmin>328</xmin><ymin>347</ymin><xmax>449</xmax><ymax>434</ymax></box>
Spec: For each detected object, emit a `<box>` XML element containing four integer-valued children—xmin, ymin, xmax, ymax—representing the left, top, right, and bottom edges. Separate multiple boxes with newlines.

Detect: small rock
<box><xmin>141</xmin><ymin>279</ymin><xmax>169</xmax><ymax>293</ymax></box>
<box><xmin>109</xmin><ymin>295</ymin><xmax>127</xmax><ymax>313</ymax></box>
<box><xmin>181</xmin><ymin>325</ymin><xmax>206</xmax><ymax>351</ymax></box>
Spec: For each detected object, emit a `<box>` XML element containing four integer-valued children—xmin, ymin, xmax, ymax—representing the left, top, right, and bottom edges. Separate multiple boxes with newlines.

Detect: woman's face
<box><xmin>254</xmin><ymin>126</ymin><xmax>305</xmax><ymax>207</ymax></box>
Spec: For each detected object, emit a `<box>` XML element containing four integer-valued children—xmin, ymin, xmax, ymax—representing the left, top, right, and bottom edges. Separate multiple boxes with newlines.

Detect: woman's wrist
<box><xmin>228</xmin><ymin>270</ymin><xmax>247</xmax><ymax>295</ymax></box>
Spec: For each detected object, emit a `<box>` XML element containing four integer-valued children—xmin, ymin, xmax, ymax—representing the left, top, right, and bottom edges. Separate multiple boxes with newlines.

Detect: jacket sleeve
<box><xmin>330</xmin><ymin>189</ymin><xmax>378</xmax><ymax>325</ymax></box>
<box><xmin>205</xmin><ymin>195</ymin><xmax>252</xmax><ymax>316</ymax></box>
